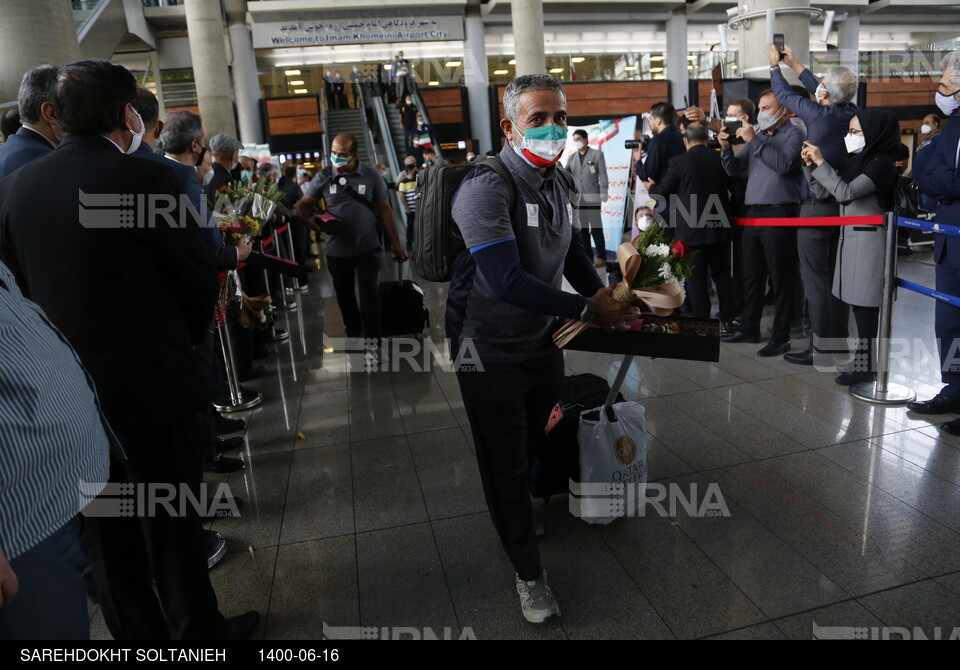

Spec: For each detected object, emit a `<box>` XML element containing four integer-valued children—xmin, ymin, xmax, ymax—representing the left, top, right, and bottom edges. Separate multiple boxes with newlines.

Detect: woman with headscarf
<box><xmin>801</xmin><ymin>109</ymin><xmax>901</xmax><ymax>385</ymax></box>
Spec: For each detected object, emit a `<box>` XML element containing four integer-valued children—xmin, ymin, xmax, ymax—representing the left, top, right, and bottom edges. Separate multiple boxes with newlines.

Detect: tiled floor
<box><xmin>89</xmin><ymin>246</ymin><xmax>960</xmax><ymax>640</ymax></box>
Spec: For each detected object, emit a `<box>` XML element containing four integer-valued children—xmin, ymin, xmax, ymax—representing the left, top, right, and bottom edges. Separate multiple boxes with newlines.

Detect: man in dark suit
<box><xmin>0</xmin><ymin>58</ymin><xmax>258</xmax><ymax>640</ymax></box>
<box><xmin>0</xmin><ymin>65</ymin><xmax>61</xmax><ymax>179</ymax></box>
<box><xmin>207</xmin><ymin>133</ymin><xmax>242</xmax><ymax>196</ymax></box>
<box><xmin>643</xmin><ymin>102</ymin><xmax>686</xmax><ymax>188</ymax></box>
<box><xmin>910</xmin><ymin>49</ymin><xmax>960</xmax><ymax>434</ymax></box>
<box><xmin>650</xmin><ymin>123</ymin><xmax>735</xmax><ymax>322</ymax></box>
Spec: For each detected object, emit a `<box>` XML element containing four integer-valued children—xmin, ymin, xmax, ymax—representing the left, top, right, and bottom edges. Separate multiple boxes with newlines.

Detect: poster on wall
<box><xmin>565</xmin><ymin>115</ymin><xmax>636</xmax><ymax>259</ymax></box>
<box><xmin>252</xmin><ymin>15</ymin><xmax>464</xmax><ymax>48</ymax></box>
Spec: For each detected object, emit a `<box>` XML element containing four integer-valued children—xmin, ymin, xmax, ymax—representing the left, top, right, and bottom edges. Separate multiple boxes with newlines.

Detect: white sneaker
<box><xmin>515</xmin><ymin>570</ymin><xmax>561</xmax><ymax>623</ymax></box>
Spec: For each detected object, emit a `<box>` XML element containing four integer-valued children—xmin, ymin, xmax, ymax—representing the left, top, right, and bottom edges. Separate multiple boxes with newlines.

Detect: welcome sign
<box><xmin>252</xmin><ymin>15</ymin><xmax>464</xmax><ymax>48</ymax></box>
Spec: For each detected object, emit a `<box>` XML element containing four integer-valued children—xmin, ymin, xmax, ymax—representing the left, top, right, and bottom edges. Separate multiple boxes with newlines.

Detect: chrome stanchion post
<box><xmin>214</xmin><ymin>318</ymin><xmax>263</xmax><ymax>412</ymax></box>
<box><xmin>286</xmin><ymin>224</ymin><xmax>307</xmax><ymax>293</ymax></box>
<box><xmin>851</xmin><ymin>212</ymin><xmax>916</xmax><ymax>404</ymax></box>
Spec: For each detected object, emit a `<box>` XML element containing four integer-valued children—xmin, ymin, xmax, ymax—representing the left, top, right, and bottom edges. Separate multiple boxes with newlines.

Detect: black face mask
<box><xmin>194</xmin><ymin>143</ymin><xmax>207</xmax><ymax>167</ymax></box>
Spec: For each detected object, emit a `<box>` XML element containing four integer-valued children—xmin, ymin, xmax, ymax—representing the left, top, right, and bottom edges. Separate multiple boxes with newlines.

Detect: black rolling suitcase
<box><xmin>530</xmin><ymin>373</ymin><xmax>625</xmax><ymax>501</ymax></box>
<box><xmin>379</xmin><ymin>264</ymin><xmax>429</xmax><ymax>337</ymax></box>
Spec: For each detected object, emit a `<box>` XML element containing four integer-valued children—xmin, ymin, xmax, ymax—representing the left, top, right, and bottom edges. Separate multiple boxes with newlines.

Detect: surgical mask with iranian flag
<box><xmin>510</xmin><ymin>118</ymin><xmax>567</xmax><ymax>168</ymax></box>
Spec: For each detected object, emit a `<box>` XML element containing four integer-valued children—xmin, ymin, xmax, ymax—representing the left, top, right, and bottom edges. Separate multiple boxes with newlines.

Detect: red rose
<box><xmin>670</xmin><ymin>240</ymin><xmax>687</xmax><ymax>258</ymax></box>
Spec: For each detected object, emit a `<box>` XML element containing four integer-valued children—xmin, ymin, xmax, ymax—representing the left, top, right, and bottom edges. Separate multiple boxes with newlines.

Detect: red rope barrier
<box><xmin>736</xmin><ymin>215</ymin><xmax>884</xmax><ymax>227</ymax></box>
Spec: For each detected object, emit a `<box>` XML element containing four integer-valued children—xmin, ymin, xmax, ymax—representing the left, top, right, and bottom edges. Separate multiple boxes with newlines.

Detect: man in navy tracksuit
<box><xmin>911</xmin><ymin>49</ymin><xmax>960</xmax><ymax>434</ymax></box>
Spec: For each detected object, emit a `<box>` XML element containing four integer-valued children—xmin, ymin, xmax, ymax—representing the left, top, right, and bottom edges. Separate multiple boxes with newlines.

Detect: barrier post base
<box><xmin>214</xmin><ymin>390</ymin><xmax>263</xmax><ymax>413</ymax></box>
<box><xmin>849</xmin><ymin>381</ymin><xmax>916</xmax><ymax>405</ymax></box>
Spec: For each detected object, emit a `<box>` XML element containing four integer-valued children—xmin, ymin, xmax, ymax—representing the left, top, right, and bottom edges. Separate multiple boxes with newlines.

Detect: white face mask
<box><xmin>935</xmin><ymin>90</ymin><xmax>960</xmax><ymax>117</ymax></box>
<box><xmin>844</xmin><ymin>133</ymin><xmax>866</xmax><ymax>154</ymax></box>
<box><xmin>815</xmin><ymin>83</ymin><xmax>828</xmax><ymax>102</ymax></box>
<box><xmin>126</xmin><ymin>106</ymin><xmax>145</xmax><ymax>155</ymax></box>
<box><xmin>920</xmin><ymin>123</ymin><xmax>933</xmax><ymax>135</ymax></box>
<box><xmin>637</xmin><ymin>215</ymin><xmax>653</xmax><ymax>232</ymax></box>
<box><xmin>757</xmin><ymin>108</ymin><xmax>784</xmax><ymax>132</ymax></box>
<box><xmin>573</xmin><ymin>141</ymin><xmax>586</xmax><ymax>151</ymax></box>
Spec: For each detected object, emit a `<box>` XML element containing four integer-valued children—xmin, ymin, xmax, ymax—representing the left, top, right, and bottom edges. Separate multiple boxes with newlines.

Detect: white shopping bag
<box><xmin>573</xmin><ymin>401</ymin><xmax>648</xmax><ymax>524</ymax></box>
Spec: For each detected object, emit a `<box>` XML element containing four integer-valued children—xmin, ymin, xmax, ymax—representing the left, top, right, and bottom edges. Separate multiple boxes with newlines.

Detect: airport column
<box><xmin>737</xmin><ymin>0</ymin><xmax>811</xmax><ymax>81</ymax></box>
<box><xmin>666</xmin><ymin>8</ymin><xmax>689</xmax><ymax>109</ymax></box>
<box><xmin>464</xmin><ymin>0</ymin><xmax>493</xmax><ymax>153</ymax></box>
<box><xmin>228</xmin><ymin>20</ymin><xmax>264</xmax><ymax>144</ymax></box>
<box><xmin>837</xmin><ymin>14</ymin><xmax>860</xmax><ymax>81</ymax></box>
<box><xmin>511</xmin><ymin>0</ymin><xmax>546</xmax><ymax>76</ymax></box>
<box><xmin>0</xmin><ymin>0</ymin><xmax>79</xmax><ymax>104</ymax></box>
<box><xmin>184</xmin><ymin>0</ymin><xmax>237</xmax><ymax>138</ymax></box>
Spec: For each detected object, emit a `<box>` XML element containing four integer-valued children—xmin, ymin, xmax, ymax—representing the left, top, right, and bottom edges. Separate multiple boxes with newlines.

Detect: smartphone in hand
<box><xmin>773</xmin><ymin>34</ymin><xmax>785</xmax><ymax>60</ymax></box>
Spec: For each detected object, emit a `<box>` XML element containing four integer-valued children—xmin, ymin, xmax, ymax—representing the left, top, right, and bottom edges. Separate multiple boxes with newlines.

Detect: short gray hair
<box><xmin>824</xmin><ymin>67</ymin><xmax>857</xmax><ymax>105</ymax></box>
<box><xmin>257</xmin><ymin>162</ymin><xmax>279</xmax><ymax>178</ymax></box>
<box><xmin>502</xmin><ymin>74</ymin><xmax>565</xmax><ymax>121</ymax></box>
<box><xmin>18</xmin><ymin>65</ymin><xmax>59</xmax><ymax>124</ymax></box>
<box><xmin>162</xmin><ymin>110</ymin><xmax>204</xmax><ymax>154</ymax></box>
<box><xmin>943</xmin><ymin>48</ymin><xmax>960</xmax><ymax>89</ymax></box>
<box><xmin>685</xmin><ymin>124</ymin><xmax>709</xmax><ymax>144</ymax></box>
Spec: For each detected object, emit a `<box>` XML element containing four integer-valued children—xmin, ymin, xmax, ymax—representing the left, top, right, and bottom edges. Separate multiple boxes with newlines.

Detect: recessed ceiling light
<box><xmin>624</xmin><ymin>66</ymin><xmax>637</xmax><ymax>71</ymax></box>
<box><xmin>284</xmin><ymin>69</ymin><xmax>301</xmax><ymax>76</ymax></box>
<box><xmin>688</xmin><ymin>55</ymin><xmax>697</xmax><ymax>60</ymax></box>
<box><xmin>384</xmin><ymin>64</ymin><xmax>392</xmax><ymax>70</ymax></box>
<box><xmin>428</xmin><ymin>81</ymin><xmax>439</xmax><ymax>86</ymax></box>
<box><xmin>445</xmin><ymin>61</ymin><xmax>462</xmax><ymax>67</ymax></box>
<box><xmin>650</xmin><ymin>56</ymin><xmax>665</xmax><ymax>62</ymax></box>
<box><xmin>650</xmin><ymin>67</ymin><xmax>664</xmax><ymax>73</ymax></box>
<box><xmin>571</xmin><ymin>57</ymin><xmax>585</xmax><ymax>63</ymax></box>
<box><xmin>654</xmin><ymin>74</ymin><xmax>666</xmax><ymax>80</ymax></box>
<box><xmin>288</xmin><ymin>80</ymin><xmax>304</xmax><ymax>86</ymax></box>
<box><xmin>549</xmin><ymin>68</ymin><xmax>564</xmax><ymax>73</ymax></box>
<box><xmin>493</xmin><ymin>69</ymin><xmax>509</xmax><ymax>75</ymax></box>
<box><xmin>293</xmin><ymin>89</ymin><xmax>308</xmax><ymax>94</ymax></box>
<box><xmin>508</xmin><ymin>59</ymin><xmax>516</xmax><ymax>65</ymax></box>
<box><xmin>687</xmin><ymin>65</ymin><xmax>694</xmax><ymax>70</ymax></box>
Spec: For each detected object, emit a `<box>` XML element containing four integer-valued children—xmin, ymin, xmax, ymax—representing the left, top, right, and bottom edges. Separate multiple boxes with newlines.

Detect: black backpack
<box><xmin>412</xmin><ymin>155</ymin><xmax>575</xmax><ymax>282</ymax></box>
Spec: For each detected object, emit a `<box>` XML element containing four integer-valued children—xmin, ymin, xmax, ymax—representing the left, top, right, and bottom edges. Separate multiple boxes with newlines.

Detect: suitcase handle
<box><xmin>604</xmin><ymin>355</ymin><xmax>633</xmax><ymax>411</ymax></box>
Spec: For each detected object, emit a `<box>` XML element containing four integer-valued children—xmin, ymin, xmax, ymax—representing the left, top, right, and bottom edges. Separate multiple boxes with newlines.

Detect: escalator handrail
<box><xmin>369</xmin><ymin>93</ymin><xmax>407</xmax><ymax>215</ymax></box>
<box><xmin>411</xmin><ymin>89</ymin><xmax>443</xmax><ymax>162</ymax></box>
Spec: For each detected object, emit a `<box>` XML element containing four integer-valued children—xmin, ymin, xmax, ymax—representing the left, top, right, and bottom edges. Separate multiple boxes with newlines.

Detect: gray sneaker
<box><xmin>515</xmin><ymin>570</ymin><xmax>561</xmax><ymax>623</ymax></box>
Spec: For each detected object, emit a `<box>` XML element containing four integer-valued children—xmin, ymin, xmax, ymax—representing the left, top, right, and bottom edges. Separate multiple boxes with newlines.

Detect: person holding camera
<box><xmin>719</xmin><ymin>90</ymin><xmax>805</xmax><ymax>357</ymax></box>
<box><xmin>770</xmin><ymin>44</ymin><xmax>859</xmax><ymax>366</ymax></box>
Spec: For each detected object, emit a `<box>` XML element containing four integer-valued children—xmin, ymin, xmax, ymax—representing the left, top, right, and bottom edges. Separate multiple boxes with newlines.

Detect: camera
<box><xmin>723</xmin><ymin>120</ymin><xmax>745</xmax><ymax>145</ymax></box>
<box><xmin>624</xmin><ymin>136</ymin><xmax>649</xmax><ymax>151</ymax></box>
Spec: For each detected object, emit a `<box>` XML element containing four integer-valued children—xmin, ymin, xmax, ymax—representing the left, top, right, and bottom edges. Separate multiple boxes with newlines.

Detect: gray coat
<box><xmin>804</xmin><ymin>162</ymin><xmax>885</xmax><ymax>307</ymax></box>
<box><xmin>564</xmin><ymin>147</ymin><xmax>608</xmax><ymax>205</ymax></box>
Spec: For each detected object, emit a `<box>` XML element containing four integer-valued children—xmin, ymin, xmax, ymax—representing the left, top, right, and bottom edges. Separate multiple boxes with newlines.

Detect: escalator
<box><xmin>323</xmin><ymin>108</ymin><xmax>374</xmax><ymax>165</ymax></box>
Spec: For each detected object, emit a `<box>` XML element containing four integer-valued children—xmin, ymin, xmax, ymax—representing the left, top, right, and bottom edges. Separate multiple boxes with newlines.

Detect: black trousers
<box><xmin>457</xmin><ymin>350</ymin><xmax>564</xmax><ymax>581</ymax></box>
<box><xmin>797</xmin><ymin>223</ymin><xmax>849</xmax><ymax>346</ymax></box>
<box><xmin>688</xmin><ymin>240</ymin><xmax>736</xmax><ymax>321</ymax></box>
<box><xmin>84</xmin><ymin>413</ymin><xmax>229</xmax><ymax>640</ymax></box>
<box><xmin>739</xmin><ymin>205</ymin><xmax>800</xmax><ymax>343</ymax></box>
<box><xmin>327</xmin><ymin>251</ymin><xmax>382</xmax><ymax>338</ymax></box>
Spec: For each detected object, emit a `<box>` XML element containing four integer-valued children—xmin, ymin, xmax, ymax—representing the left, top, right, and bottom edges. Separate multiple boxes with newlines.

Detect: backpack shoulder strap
<box><xmin>479</xmin><ymin>155</ymin><xmax>517</xmax><ymax>214</ymax></box>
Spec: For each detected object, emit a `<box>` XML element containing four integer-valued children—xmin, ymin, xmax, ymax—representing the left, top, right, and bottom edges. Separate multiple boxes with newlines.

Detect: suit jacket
<box><xmin>0</xmin><ymin>134</ymin><xmax>219</xmax><ymax>431</ymax></box>
<box><xmin>645</xmin><ymin>125</ymin><xmax>686</xmax><ymax>185</ymax></box>
<box><xmin>915</xmin><ymin>113</ymin><xmax>960</xmax><ymax>267</ymax></box>
<box><xmin>208</xmin><ymin>162</ymin><xmax>235</xmax><ymax>200</ymax></box>
<box><xmin>134</xmin><ymin>145</ymin><xmax>237</xmax><ymax>270</ymax></box>
<box><xmin>0</xmin><ymin>126</ymin><xmax>55</xmax><ymax>179</ymax></box>
<box><xmin>649</xmin><ymin>144</ymin><xmax>732</xmax><ymax>247</ymax></box>
<box><xmin>564</xmin><ymin>147</ymin><xmax>608</xmax><ymax>206</ymax></box>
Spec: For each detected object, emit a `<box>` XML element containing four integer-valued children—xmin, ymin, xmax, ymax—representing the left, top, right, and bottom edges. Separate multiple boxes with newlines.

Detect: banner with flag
<box><xmin>565</xmin><ymin>115</ymin><xmax>637</xmax><ymax>259</ymax></box>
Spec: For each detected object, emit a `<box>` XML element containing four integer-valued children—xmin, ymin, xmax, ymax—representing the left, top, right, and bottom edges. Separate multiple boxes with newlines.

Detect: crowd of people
<box><xmin>1</xmin><ymin>44</ymin><xmax>959</xmax><ymax>637</ymax></box>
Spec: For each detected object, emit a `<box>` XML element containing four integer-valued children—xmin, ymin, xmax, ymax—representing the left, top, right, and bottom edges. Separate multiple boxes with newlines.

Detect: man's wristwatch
<box><xmin>579</xmin><ymin>299</ymin><xmax>595</xmax><ymax>323</ymax></box>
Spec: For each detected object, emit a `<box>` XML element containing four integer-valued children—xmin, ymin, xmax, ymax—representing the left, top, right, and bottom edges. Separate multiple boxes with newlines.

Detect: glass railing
<box><xmin>72</xmin><ymin>0</ymin><xmax>107</xmax><ymax>36</ymax></box>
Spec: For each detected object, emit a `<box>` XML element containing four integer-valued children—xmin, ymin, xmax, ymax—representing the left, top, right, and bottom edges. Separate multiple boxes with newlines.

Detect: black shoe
<box><xmin>204</xmin><ymin>454</ymin><xmax>245</xmax><ymax>474</ymax></box>
<box><xmin>215</xmin><ymin>414</ymin><xmax>246</xmax><ymax>433</ymax></box>
<box><xmin>238</xmin><ymin>365</ymin><xmax>264</xmax><ymax>382</ymax></box>
<box><xmin>941</xmin><ymin>418</ymin><xmax>960</xmax><ymax>436</ymax></box>
<box><xmin>215</xmin><ymin>435</ymin><xmax>243</xmax><ymax>452</ymax></box>
<box><xmin>268</xmin><ymin>329</ymin><xmax>289</xmax><ymax>343</ymax></box>
<box><xmin>783</xmin><ymin>346</ymin><xmax>814</xmax><ymax>366</ymax></box>
<box><xmin>906</xmin><ymin>394</ymin><xmax>960</xmax><ymax>415</ymax></box>
<box><xmin>719</xmin><ymin>320</ymin><xmax>737</xmax><ymax>336</ymax></box>
<box><xmin>721</xmin><ymin>330</ymin><xmax>761</xmax><ymax>344</ymax></box>
<box><xmin>758</xmin><ymin>340</ymin><xmax>790</xmax><ymax>357</ymax></box>
<box><xmin>226</xmin><ymin>611</ymin><xmax>261</xmax><ymax>640</ymax></box>
<box><xmin>835</xmin><ymin>371</ymin><xmax>875</xmax><ymax>386</ymax></box>
<box><xmin>204</xmin><ymin>530</ymin><xmax>226</xmax><ymax>569</ymax></box>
